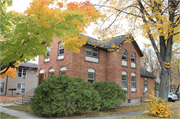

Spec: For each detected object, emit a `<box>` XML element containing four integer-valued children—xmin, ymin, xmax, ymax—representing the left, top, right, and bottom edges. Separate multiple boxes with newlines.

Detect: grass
<box><xmin>0</xmin><ymin>112</ymin><xmax>18</xmax><ymax>119</ymax></box>
<box><xmin>5</xmin><ymin>104</ymin><xmax>33</xmax><ymax>114</ymax></box>
<box><xmin>5</xmin><ymin>101</ymin><xmax>180</xmax><ymax>118</ymax></box>
<box><xmin>119</xmin><ymin>109</ymin><xmax>180</xmax><ymax>119</ymax></box>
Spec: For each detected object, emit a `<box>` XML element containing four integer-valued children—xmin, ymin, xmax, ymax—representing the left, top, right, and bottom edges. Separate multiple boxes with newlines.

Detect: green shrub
<box><xmin>31</xmin><ymin>75</ymin><xmax>101</xmax><ymax>117</ymax></box>
<box><xmin>92</xmin><ymin>80</ymin><xmax>127</xmax><ymax>110</ymax></box>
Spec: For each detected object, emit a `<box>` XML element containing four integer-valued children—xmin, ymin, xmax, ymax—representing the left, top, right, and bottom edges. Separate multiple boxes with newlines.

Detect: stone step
<box><xmin>16</xmin><ymin>96</ymin><xmax>33</xmax><ymax>105</ymax></box>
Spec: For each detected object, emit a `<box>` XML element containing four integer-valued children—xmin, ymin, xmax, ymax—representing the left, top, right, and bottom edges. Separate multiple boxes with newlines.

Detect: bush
<box><xmin>31</xmin><ymin>75</ymin><xmax>101</xmax><ymax>117</ymax></box>
<box><xmin>92</xmin><ymin>80</ymin><xmax>127</xmax><ymax>110</ymax></box>
<box><xmin>145</xmin><ymin>89</ymin><xmax>171</xmax><ymax>118</ymax></box>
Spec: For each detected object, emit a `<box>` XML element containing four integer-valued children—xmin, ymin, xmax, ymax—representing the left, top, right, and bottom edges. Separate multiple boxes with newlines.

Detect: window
<box><xmin>122</xmin><ymin>49</ymin><xmax>127</xmax><ymax>60</ymax></box>
<box><xmin>144</xmin><ymin>78</ymin><xmax>148</xmax><ymax>91</ymax></box>
<box><xmin>58</xmin><ymin>42</ymin><xmax>64</xmax><ymax>55</ymax></box>
<box><xmin>122</xmin><ymin>71</ymin><xmax>127</xmax><ymax>88</ymax></box>
<box><xmin>86</xmin><ymin>45</ymin><xmax>98</xmax><ymax>58</ymax></box>
<box><xmin>131</xmin><ymin>52</ymin><xmax>135</xmax><ymax>62</ymax></box>
<box><xmin>17</xmin><ymin>83</ymin><xmax>25</xmax><ymax>93</ymax></box>
<box><xmin>39</xmin><ymin>69</ymin><xmax>44</xmax><ymax>85</ymax></box>
<box><xmin>45</xmin><ymin>47</ymin><xmax>51</xmax><ymax>62</ymax></box>
<box><xmin>131</xmin><ymin>73</ymin><xmax>136</xmax><ymax>91</ymax></box>
<box><xmin>47</xmin><ymin>47</ymin><xmax>51</xmax><ymax>56</ymax></box>
<box><xmin>49</xmin><ymin>68</ymin><xmax>54</xmax><ymax>76</ymax></box>
<box><xmin>60</xmin><ymin>67</ymin><xmax>66</xmax><ymax>75</ymax></box>
<box><xmin>0</xmin><ymin>82</ymin><xmax>4</xmax><ymax>93</ymax></box>
<box><xmin>88</xmin><ymin>68</ymin><xmax>95</xmax><ymax>84</ymax></box>
<box><xmin>18</xmin><ymin>68</ymin><xmax>26</xmax><ymax>78</ymax></box>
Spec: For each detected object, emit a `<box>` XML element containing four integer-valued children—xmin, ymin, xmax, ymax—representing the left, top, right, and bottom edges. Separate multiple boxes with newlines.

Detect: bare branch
<box><xmin>100</xmin><ymin>11</ymin><xmax>118</xmax><ymax>27</ymax></box>
<box><xmin>138</xmin><ymin>1</ymin><xmax>156</xmax><ymax>23</ymax></box>
<box><xmin>94</xmin><ymin>4</ymin><xmax>142</xmax><ymax>18</ymax></box>
<box><xmin>104</xmin><ymin>12</ymin><xmax>121</xmax><ymax>31</ymax></box>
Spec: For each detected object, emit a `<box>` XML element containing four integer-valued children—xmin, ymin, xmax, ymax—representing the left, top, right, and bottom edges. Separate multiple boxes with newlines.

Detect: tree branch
<box><xmin>138</xmin><ymin>0</ymin><xmax>156</xmax><ymax>24</ymax></box>
<box><xmin>94</xmin><ymin>4</ymin><xmax>142</xmax><ymax>18</ymax></box>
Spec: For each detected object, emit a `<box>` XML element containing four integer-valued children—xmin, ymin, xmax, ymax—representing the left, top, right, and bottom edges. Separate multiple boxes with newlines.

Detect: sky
<box><xmin>7</xmin><ymin>0</ymin><xmax>149</xmax><ymax>64</ymax></box>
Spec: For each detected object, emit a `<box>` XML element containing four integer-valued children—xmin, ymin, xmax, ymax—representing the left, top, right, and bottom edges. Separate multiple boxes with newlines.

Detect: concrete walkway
<box><xmin>0</xmin><ymin>102</ymin><xmax>180</xmax><ymax>119</ymax></box>
<box><xmin>0</xmin><ymin>103</ymin><xmax>44</xmax><ymax>119</ymax></box>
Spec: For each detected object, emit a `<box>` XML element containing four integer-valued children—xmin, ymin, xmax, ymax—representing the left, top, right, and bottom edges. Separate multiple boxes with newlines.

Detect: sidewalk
<box><xmin>0</xmin><ymin>103</ymin><xmax>180</xmax><ymax>119</ymax></box>
<box><xmin>0</xmin><ymin>103</ymin><xmax>44</xmax><ymax>119</ymax></box>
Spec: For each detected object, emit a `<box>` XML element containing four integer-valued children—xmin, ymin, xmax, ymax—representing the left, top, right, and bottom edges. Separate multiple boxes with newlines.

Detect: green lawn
<box><xmin>119</xmin><ymin>108</ymin><xmax>180</xmax><ymax>119</ymax></box>
<box><xmin>0</xmin><ymin>112</ymin><xmax>18</xmax><ymax>119</ymax></box>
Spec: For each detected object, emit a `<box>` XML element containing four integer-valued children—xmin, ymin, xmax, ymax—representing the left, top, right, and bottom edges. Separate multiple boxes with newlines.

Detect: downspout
<box><xmin>106</xmin><ymin>50</ymin><xmax>107</xmax><ymax>81</ymax></box>
<box><xmin>129</xmin><ymin>57</ymin><xmax>131</xmax><ymax>99</ymax></box>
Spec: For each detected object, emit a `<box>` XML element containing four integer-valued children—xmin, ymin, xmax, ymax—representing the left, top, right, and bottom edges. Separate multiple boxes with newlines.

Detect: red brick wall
<box><xmin>106</xmin><ymin>42</ymin><xmax>142</xmax><ymax>99</ymax></box>
<box><xmin>140</xmin><ymin>77</ymin><xmax>155</xmax><ymax>98</ymax></box>
<box><xmin>38</xmin><ymin>37</ymin><xmax>74</xmax><ymax>80</ymax></box>
<box><xmin>38</xmin><ymin>38</ymin><xmax>155</xmax><ymax>100</ymax></box>
<box><xmin>71</xmin><ymin>45</ymin><xmax>107</xmax><ymax>82</ymax></box>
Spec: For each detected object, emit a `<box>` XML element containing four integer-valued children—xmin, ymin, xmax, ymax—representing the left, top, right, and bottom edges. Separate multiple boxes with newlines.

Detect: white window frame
<box><xmin>60</xmin><ymin>67</ymin><xmax>66</xmax><ymax>75</ymax></box>
<box><xmin>122</xmin><ymin>71</ymin><xmax>127</xmax><ymax>88</ymax></box>
<box><xmin>144</xmin><ymin>78</ymin><xmax>148</xmax><ymax>91</ymax></box>
<box><xmin>88</xmin><ymin>68</ymin><xmax>95</xmax><ymax>84</ymax></box>
<box><xmin>131</xmin><ymin>73</ymin><xmax>136</xmax><ymax>91</ymax></box>
<box><xmin>131</xmin><ymin>52</ymin><xmax>136</xmax><ymax>62</ymax></box>
<box><xmin>86</xmin><ymin>45</ymin><xmax>98</xmax><ymax>58</ymax></box>
<box><xmin>49</xmin><ymin>68</ymin><xmax>54</xmax><ymax>76</ymax></box>
<box><xmin>58</xmin><ymin>42</ymin><xmax>64</xmax><ymax>55</ymax></box>
<box><xmin>122</xmin><ymin>49</ymin><xmax>127</xmax><ymax>60</ymax></box>
<box><xmin>17</xmin><ymin>83</ymin><xmax>26</xmax><ymax>93</ymax></box>
<box><xmin>18</xmin><ymin>68</ymin><xmax>27</xmax><ymax>78</ymax></box>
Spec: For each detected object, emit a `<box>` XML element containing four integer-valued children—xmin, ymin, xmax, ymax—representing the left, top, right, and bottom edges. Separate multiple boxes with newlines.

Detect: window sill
<box><xmin>85</xmin><ymin>56</ymin><xmax>99</xmax><ymax>63</ymax></box>
<box><xmin>57</xmin><ymin>55</ymin><xmax>64</xmax><ymax>60</ymax></box>
<box><xmin>122</xmin><ymin>60</ymin><xmax>127</xmax><ymax>66</ymax></box>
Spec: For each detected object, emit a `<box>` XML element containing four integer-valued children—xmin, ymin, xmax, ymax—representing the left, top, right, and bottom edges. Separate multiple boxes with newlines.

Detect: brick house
<box><xmin>38</xmin><ymin>35</ymin><xmax>156</xmax><ymax>105</ymax></box>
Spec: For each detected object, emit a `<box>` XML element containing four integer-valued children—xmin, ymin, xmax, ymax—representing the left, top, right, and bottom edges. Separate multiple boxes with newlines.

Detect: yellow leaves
<box><xmin>163</xmin><ymin>62</ymin><xmax>171</xmax><ymax>68</ymax></box>
<box><xmin>145</xmin><ymin>89</ymin><xmax>171</xmax><ymax>118</ymax></box>
<box><xmin>143</xmin><ymin>43</ymin><xmax>151</xmax><ymax>47</ymax></box>
<box><xmin>62</xmin><ymin>34</ymin><xmax>87</xmax><ymax>53</ymax></box>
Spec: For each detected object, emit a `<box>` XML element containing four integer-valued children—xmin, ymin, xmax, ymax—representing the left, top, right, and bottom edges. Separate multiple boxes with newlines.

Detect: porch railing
<box><xmin>22</xmin><ymin>87</ymin><xmax>36</xmax><ymax>104</ymax></box>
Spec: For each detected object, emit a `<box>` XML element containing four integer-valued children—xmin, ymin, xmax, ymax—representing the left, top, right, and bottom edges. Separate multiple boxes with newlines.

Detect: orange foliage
<box><xmin>67</xmin><ymin>1</ymin><xmax>98</xmax><ymax>19</ymax></box>
<box><xmin>0</xmin><ymin>62</ymin><xmax>20</xmax><ymax>79</ymax></box>
<box><xmin>0</xmin><ymin>96</ymin><xmax>22</xmax><ymax>103</ymax></box>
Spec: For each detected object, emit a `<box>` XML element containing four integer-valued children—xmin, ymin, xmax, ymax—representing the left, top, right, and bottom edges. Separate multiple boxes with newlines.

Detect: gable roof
<box><xmin>140</xmin><ymin>67</ymin><xmax>156</xmax><ymax>79</ymax></box>
<box><xmin>20</xmin><ymin>62</ymin><xmax>38</xmax><ymax>69</ymax></box>
<box><xmin>84</xmin><ymin>34</ymin><xmax>143</xmax><ymax>57</ymax></box>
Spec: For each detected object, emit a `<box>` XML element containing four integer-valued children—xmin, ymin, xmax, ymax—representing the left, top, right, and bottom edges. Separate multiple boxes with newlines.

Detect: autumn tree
<box><xmin>94</xmin><ymin>0</ymin><xmax>180</xmax><ymax>101</ymax></box>
<box><xmin>0</xmin><ymin>0</ymin><xmax>102</xmax><ymax>77</ymax></box>
<box><xmin>141</xmin><ymin>47</ymin><xmax>160</xmax><ymax>74</ymax></box>
<box><xmin>169</xmin><ymin>43</ymin><xmax>180</xmax><ymax>93</ymax></box>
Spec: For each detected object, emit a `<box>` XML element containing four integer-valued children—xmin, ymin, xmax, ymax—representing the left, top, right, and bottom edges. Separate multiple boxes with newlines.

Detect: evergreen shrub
<box><xmin>31</xmin><ymin>75</ymin><xmax>101</xmax><ymax>117</ymax></box>
<box><xmin>92</xmin><ymin>80</ymin><xmax>127</xmax><ymax>110</ymax></box>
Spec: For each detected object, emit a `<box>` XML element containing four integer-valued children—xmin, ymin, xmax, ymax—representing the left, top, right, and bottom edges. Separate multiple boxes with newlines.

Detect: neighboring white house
<box><xmin>0</xmin><ymin>62</ymin><xmax>38</xmax><ymax>96</ymax></box>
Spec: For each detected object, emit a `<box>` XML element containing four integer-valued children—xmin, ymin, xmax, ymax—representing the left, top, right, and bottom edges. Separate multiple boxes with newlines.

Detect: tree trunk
<box><xmin>159</xmin><ymin>70</ymin><xmax>169</xmax><ymax>102</ymax></box>
<box><xmin>175</xmin><ymin>85</ymin><xmax>179</xmax><ymax>94</ymax></box>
